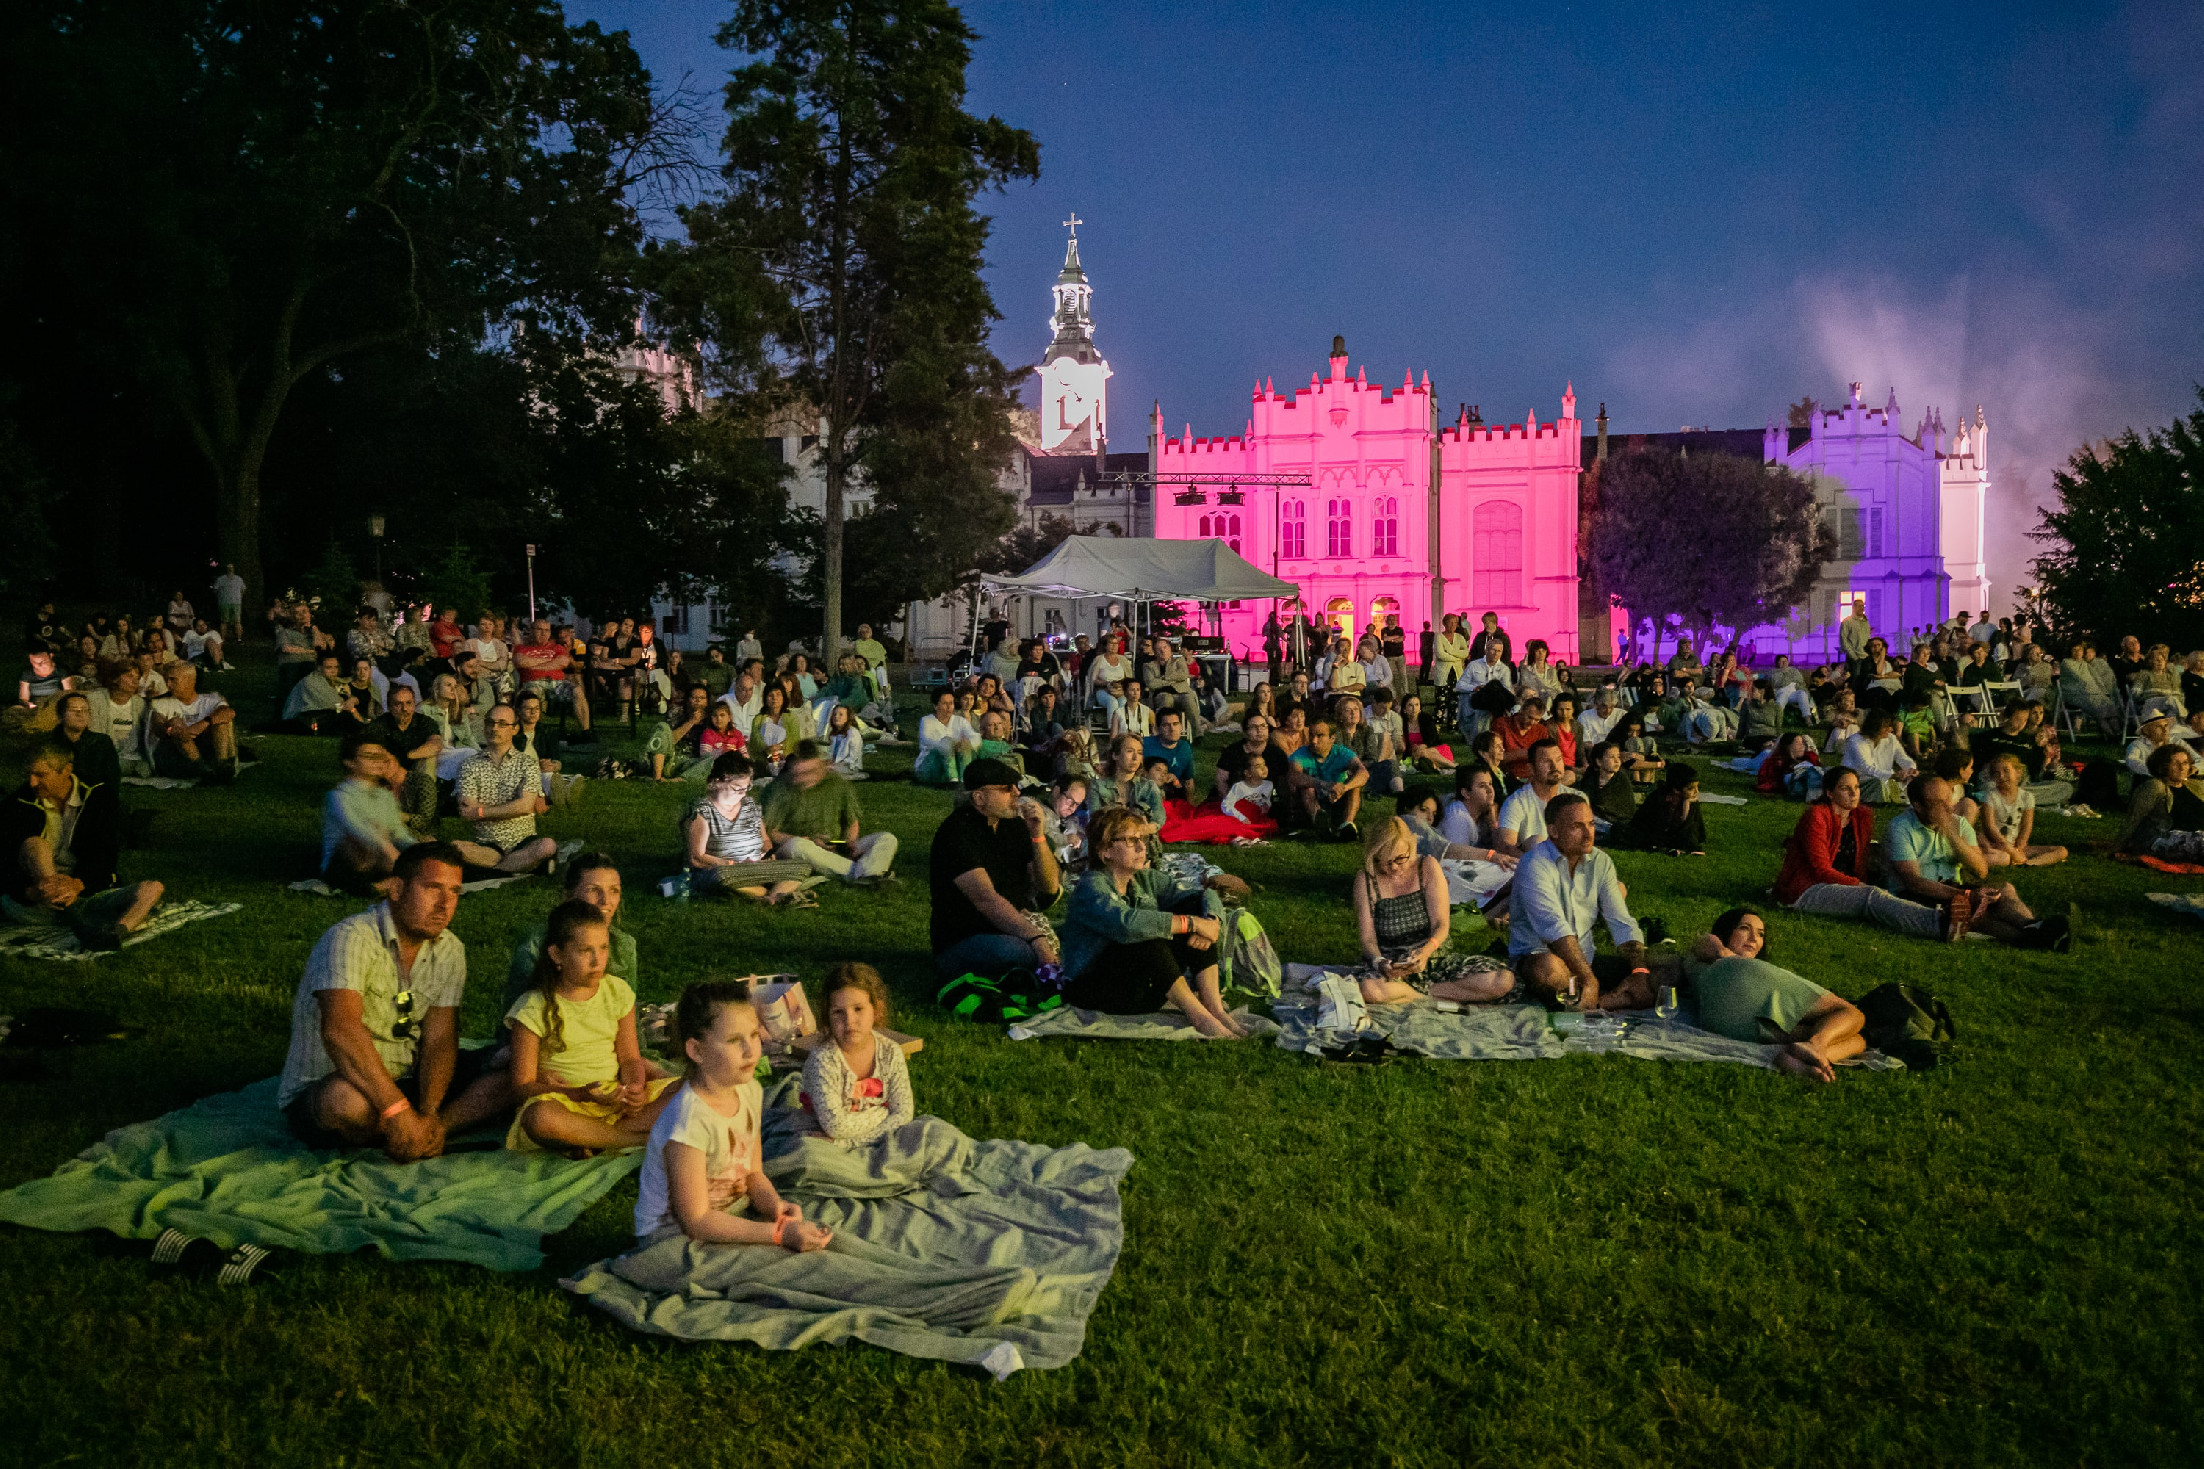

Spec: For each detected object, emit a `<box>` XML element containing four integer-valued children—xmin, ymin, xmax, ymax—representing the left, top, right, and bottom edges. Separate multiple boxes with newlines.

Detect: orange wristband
<box><xmin>771</xmin><ymin>1216</ymin><xmax>789</xmax><ymax>1247</ymax></box>
<box><xmin>379</xmin><ymin>1098</ymin><xmax>412</xmax><ymax>1123</ymax></box>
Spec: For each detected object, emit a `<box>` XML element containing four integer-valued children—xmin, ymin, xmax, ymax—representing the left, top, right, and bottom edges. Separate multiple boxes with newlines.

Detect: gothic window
<box><xmin>1282</xmin><ymin>499</ymin><xmax>1307</xmax><ymax>559</ymax></box>
<box><xmin>1471</xmin><ymin>500</ymin><xmax>1523</xmax><ymax>606</ymax></box>
<box><xmin>1327</xmin><ymin>498</ymin><xmax>1353</xmax><ymax>558</ymax></box>
<box><xmin>1226</xmin><ymin>513</ymin><xmax>1243</xmax><ymax>555</ymax></box>
<box><xmin>1197</xmin><ymin>513</ymin><xmax>1212</xmax><ymax>538</ymax></box>
<box><xmin>1868</xmin><ymin>507</ymin><xmax>1885</xmax><ymax>558</ymax></box>
<box><xmin>1372</xmin><ymin>496</ymin><xmax>1399</xmax><ymax>557</ymax></box>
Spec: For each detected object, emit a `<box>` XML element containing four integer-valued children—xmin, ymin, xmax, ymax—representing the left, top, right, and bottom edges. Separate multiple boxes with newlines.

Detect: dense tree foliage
<box><xmin>2030</xmin><ymin>388</ymin><xmax>2204</xmax><ymax>648</ymax></box>
<box><xmin>1589</xmin><ymin>448</ymin><xmax>1832</xmax><ymax>648</ymax></box>
<box><xmin>674</xmin><ymin>0</ymin><xmax>1039</xmax><ymax>662</ymax></box>
<box><xmin>0</xmin><ymin>0</ymin><xmax>675</xmax><ymax>612</ymax></box>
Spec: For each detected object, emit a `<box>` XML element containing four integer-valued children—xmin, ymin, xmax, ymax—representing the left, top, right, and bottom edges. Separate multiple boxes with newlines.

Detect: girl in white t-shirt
<box><xmin>1221</xmin><ymin>753</ymin><xmax>1274</xmax><ymax>825</ymax></box>
<box><xmin>634</xmin><ymin>980</ymin><xmax>833</xmax><ymax>1250</ymax></box>
<box><xmin>801</xmin><ymin>964</ymin><xmax>914</xmax><ymax>1147</ymax></box>
<box><xmin>505</xmin><ymin>901</ymin><xmax>677</xmax><ymax>1153</ymax></box>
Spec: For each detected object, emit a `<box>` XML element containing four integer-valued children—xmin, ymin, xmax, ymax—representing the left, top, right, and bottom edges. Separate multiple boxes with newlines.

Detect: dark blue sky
<box><xmin>575</xmin><ymin>0</ymin><xmax>2203</xmax><ymax>595</ymax></box>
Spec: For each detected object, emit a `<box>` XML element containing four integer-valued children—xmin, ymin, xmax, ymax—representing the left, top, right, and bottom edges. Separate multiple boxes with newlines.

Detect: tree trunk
<box><xmin>822</xmin><ymin>433</ymin><xmax>845</xmax><ymax>670</ymax></box>
<box><xmin>214</xmin><ymin>458</ymin><xmax>266</xmax><ymax>633</ymax></box>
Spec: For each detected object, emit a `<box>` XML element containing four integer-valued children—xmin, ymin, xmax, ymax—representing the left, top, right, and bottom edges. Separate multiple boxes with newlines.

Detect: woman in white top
<box><xmin>468</xmin><ymin>613</ymin><xmax>513</xmax><ymax>693</ymax></box>
<box><xmin>1977</xmin><ymin>753</ymin><xmax>2067</xmax><ymax>867</ymax></box>
<box><xmin>1438</xmin><ymin>766</ymin><xmax>1514</xmax><ymax>867</ymax></box>
<box><xmin>1840</xmin><ymin>709</ymin><xmax>1915</xmax><ymax>803</ymax></box>
<box><xmin>1086</xmin><ymin>639</ymin><xmax>1135</xmax><ymax>717</ymax></box>
<box><xmin>1110</xmin><ymin>677</ymin><xmax>1155</xmax><ymax>739</ymax></box>
<box><xmin>1515</xmin><ymin>640</ymin><xmax>1563</xmax><ymax>704</ymax></box>
<box><xmin>915</xmin><ymin>690</ymin><xmax>980</xmax><ymax>787</ymax></box>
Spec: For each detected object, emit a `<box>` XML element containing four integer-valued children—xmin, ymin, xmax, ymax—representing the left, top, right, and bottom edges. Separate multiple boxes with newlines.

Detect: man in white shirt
<box><xmin>1496</xmin><ymin>739</ymin><xmax>1568</xmax><ymax>857</ymax></box>
<box><xmin>1507</xmin><ymin>789</ymin><xmax>1653</xmax><ymax>1011</ymax></box>
<box><xmin>717</xmin><ymin>663</ymin><xmax>765</xmax><ymax>736</ymax></box>
<box><xmin>149</xmin><ymin>661</ymin><xmax>238</xmax><ymax>782</ymax></box>
<box><xmin>2126</xmin><ymin>708</ymin><xmax>2176</xmax><ymax>779</ymax></box>
<box><xmin>1578</xmin><ymin>689</ymin><xmax>1624</xmax><ymax>747</ymax></box>
<box><xmin>212</xmin><ymin>564</ymin><xmax>246</xmax><ymax>643</ymax></box>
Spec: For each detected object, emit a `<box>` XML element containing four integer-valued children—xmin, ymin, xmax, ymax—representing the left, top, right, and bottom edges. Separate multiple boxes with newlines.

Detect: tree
<box><xmin>1589</xmin><ymin>448</ymin><xmax>1833</xmax><ymax>650</ymax></box>
<box><xmin>687</xmin><ymin>0</ymin><xmax>1039</xmax><ymax>667</ymax></box>
<box><xmin>2030</xmin><ymin>388</ymin><xmax>2204</xmax><ymax>648</ymax></box>
<box><xmin>1</xmin><ymin>0</ymin><xmax>674</xmax><ymax>617</ymax></box>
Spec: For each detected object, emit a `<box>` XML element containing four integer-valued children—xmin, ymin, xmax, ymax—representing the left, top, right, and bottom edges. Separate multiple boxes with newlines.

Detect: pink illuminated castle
<box><xmin>1149</xmin><ymin>338</ymin><xmax>1582</xmax><ymax>661</ymax></box>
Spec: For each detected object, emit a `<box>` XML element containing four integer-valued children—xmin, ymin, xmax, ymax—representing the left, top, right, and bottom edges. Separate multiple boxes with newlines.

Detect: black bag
<box><xmin>2073</xmin><ymin>757</ymin><xmax>2121</xmax><ymax>812</ymax></box>
<box><xmin>1471</xmin><ymin>679</ymin><xmax>1516</xmax><ymax>714</ymax></box>
<box><xmin>1857</xmin><ymin>983</ymin><xmax>1955</xmax><ymax>1071</ymax></box>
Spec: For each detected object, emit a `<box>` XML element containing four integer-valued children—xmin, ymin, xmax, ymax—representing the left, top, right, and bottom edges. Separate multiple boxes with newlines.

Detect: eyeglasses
<box><xmin>389</xmin><ymin>988</ymin><xmax>419</xmax><ymax>1042</ymax></box>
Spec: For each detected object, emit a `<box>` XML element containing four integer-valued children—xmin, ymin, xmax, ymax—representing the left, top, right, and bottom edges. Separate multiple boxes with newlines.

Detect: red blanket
<box><xmin>1161</xmin><ymin>798</ymin><xmax>1274</xmax><ymax>845</ymax></box>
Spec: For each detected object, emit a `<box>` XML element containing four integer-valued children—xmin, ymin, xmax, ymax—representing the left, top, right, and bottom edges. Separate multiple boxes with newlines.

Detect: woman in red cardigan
<box><xmin>1775</xmin><ymin>767</ymin><xmax>1949</xmax><ymax>939</ymax></box>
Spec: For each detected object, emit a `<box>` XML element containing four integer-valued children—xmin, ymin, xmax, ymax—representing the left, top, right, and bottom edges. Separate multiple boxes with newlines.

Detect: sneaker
<box><xmin>1336</xmin><ymin>822</ymin><xmax>1360</xmax><ymax>843</ymax></box>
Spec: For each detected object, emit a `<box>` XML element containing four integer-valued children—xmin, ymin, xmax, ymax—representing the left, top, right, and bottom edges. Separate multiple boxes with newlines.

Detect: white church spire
<box><xmin>1038</xmin><ymin>214</ymin><xmax>1111</xmax><ymax>455</ymax></box>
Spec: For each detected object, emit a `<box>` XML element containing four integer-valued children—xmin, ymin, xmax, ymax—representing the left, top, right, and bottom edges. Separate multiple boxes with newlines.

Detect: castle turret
<box><xmin>1036</xmin><ymin>215</ymin><xmax>1111</xmax><ymax>454</ymax></box>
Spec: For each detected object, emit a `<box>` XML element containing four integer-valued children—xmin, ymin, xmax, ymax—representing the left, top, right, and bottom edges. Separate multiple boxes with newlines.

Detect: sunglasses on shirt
<box><xmin>389</xmin><ymin>989</ymin><xmax>420</xmax><ymax>1042</ymax></box>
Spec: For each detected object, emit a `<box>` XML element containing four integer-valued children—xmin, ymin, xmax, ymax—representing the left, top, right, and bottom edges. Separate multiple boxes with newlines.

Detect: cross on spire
<box><xmin>1063</xmin><ymin>212</ymin><xmax>1082</xmax><ymax>237</ymax></box>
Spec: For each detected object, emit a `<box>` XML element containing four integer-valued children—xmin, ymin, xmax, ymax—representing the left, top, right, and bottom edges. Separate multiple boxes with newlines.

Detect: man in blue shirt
<box><xmin>1508</xmin><ymin>789</ymin><xmax>1656</xmax><ymax>1010</ymax></box>
<box><xmin>1885</xmin><ymin>774</ymin><xmax>2066</xmax><ymax>949</ymax></box>
<box><xmin>1291</xmin><ymin>716</ymin><xmax>1368</xmax><ymax>840</ymax></box>
<box><xmin>1141</xmin><ymin>708</ymin><xmax>1196</xmax><ymax>804</ymax></box>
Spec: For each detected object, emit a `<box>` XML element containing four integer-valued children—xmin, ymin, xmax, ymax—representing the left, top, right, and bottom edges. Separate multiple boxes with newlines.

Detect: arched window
<box><xmin>1281</xmin><ymin>499</ymin><xmax>1306</xmax><ymax>559</ymax></box>
<box><xmin>1372</xmin><ymin>496</ymin><xmax>1399</xmax><ymax>557</ymax></box>
<box><xmin>1226</xmin><ymin>513</ymin><xmax>1242</xmax><ymax>555</ymax></box>
<box><xmin>1472</xmin><ymin>500</ymin><xmax>1524</xmax><ymax>606</ymax></box>
<box><xmin>1327</xmin><ymin>498</ymin><xmax>1353</xmax><ymax>558</ymax></box>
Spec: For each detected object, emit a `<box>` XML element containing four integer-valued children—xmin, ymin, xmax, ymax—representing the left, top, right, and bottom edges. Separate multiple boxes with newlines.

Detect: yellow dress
<box><xmin>502</xmin><ymin>975</ymin><xmax>674</xmax><ymax>1150</ymax></box>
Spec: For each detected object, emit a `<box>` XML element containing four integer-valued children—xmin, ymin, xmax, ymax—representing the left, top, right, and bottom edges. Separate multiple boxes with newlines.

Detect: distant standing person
<box><xmin>212</xmin><ymin>564</ymin><xmax>246</xmax><ymax>644</ymax></box>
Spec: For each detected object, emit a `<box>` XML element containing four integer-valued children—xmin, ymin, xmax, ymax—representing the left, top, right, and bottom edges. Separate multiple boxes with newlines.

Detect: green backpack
<box><xmin>1217</xmin><ymin>909</ymin><xmax>1283</xmax><ymax>1001</ymax></box>
<box><xmin>936</xmin><ymin>972</ymin><xmax>1064</xmax><ymax>1024</ymax></box>
<box><xmin>1857</xmin><ymin>982</ymin><xmax>1956</xmax><ymax>1071</ymax></box>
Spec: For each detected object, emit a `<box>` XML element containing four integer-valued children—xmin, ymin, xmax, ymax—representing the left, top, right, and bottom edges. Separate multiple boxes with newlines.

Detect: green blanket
<box><xmin>0</xmin><ymin>1078</ymin><xmax>639</xmax><ymax>1271</ymax></box>
<box><xmin>561</xmin><ymin>1105</ymin><xmax>1132</xmax><ymax>1376</ymax></box>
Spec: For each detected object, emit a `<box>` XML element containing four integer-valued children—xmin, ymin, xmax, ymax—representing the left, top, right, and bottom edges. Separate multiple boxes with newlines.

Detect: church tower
<box><xmin>1038</xmin><ymin>215</ymin><xmax>1111</xmax><ymax>455</ymax></box>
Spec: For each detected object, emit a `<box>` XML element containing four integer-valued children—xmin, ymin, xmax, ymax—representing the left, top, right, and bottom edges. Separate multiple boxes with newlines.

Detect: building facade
<box><xmin>1758</xmin><ymin>383</ymin><xmax>1991</xmax><ymax>659</ymax></box>
<box><xmin>1148</xmin><ymin>344</ymin><xmax>1583</xmax><ymax>663</ymax></box>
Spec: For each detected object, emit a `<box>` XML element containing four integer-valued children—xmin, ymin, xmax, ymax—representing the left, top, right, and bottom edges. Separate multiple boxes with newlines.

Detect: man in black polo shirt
<box><xmin>360</xmin><ymin>683</ymin><xmax>447</xmax><ymax>839</ymax></box>
<box><xmin>929</xmin><ymin>758</ymin><xmax>1062</xmax><ymax>980</ymax></box>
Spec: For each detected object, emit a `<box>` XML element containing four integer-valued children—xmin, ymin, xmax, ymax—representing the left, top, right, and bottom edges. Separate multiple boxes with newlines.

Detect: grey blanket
<box><xmin>1272</xmin><ymin>987</ymin><xmax>1902</xmax><ymax>1070</ymax></box>
<box><xmin>1005</xmin><ymin>1004</ymin><xmax>1281</xmax><ymax>1043</ymax></box>
<box><xmin>561</xmin><ymin>1102</ymin><xmax>1133</xmax><ymax>1375</ymax></box>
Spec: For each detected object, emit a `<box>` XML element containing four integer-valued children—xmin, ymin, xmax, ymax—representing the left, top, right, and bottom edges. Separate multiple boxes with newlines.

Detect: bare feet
<box><xmin>1774</xmin><ymin>1042</ymin><xmax>1834</xmax><ymax>1083</ymax></box>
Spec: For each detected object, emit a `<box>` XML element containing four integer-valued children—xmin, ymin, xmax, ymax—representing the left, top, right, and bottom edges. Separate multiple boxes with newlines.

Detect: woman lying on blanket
<box><xmin>802</xmin><ymin>964</ymin><xmax>915</xmax><ymax>1147</ymax></box>
<box><xmin>1350</xmin><ymin>818</ymin><xmax>1522</xmax><ymax>1006</ymax></box>
<box><xmin>506</xmin><ymin>900</ymin><xmax>679</xmax><ymax>1154</ymax></box>
<box><xmin>634</xmin><ymin>980</ymin><xmax>831</xmax><ymax>1251</ymax></box>
<box><xmin>1685</xmin><ymin>908</ymin><xmax>1866</xmax><ymax>1084</ymax></box>
<box><xmin>1058</xmin><ymin>807</ymin><xmax>1250</xmax><ymax>1039</ymax></box>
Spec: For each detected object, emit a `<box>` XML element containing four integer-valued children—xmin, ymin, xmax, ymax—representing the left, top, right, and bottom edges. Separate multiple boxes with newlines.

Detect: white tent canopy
<box><xmin>981</xmin><ymin>536</ymin><xmax>1299</xmax><ymax>602</ymax></box>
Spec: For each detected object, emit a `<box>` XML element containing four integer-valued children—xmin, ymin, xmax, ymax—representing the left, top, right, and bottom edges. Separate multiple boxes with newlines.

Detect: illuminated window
<box><xmin>1372</xmin><ymin>496</ymin><xmax>1399</xmax><ymax>557</ymax></box>
<box><xmin>1472</xmin><ymin>500</ymin><xmax>1523</xmax><ymax>606</ymax></box>
<box><xmin>1282</xmin><ymin>499</ymin><xmax>1306</xmax><ymax>559</ymax></box>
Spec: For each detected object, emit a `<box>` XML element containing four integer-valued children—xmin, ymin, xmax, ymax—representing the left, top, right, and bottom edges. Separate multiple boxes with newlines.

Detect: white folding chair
<box><xmin>2051</xmin><ymin>684</ymin><xmax>2085</xmax><ymax>744</ymax></box>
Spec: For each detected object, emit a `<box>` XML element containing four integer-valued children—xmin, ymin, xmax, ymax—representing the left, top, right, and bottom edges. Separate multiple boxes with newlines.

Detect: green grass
<box><xmin>0</xmin><ymin>655</ymin><xmax>2198</xmax><ymax>1467</ymax></box>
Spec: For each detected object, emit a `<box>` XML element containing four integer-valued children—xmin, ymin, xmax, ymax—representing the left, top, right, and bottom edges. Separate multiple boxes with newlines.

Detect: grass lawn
<box><xmin>0</xmin><ymin>654</ymin><xmax>2198</xmax><ymax>1467</ymax></box>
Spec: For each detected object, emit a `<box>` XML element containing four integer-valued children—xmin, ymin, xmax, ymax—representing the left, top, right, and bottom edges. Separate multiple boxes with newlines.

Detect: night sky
<box><xmin>574</xmin><ymin>0</ymin><xmax>2203</xmax><ymax>599</ymax></box>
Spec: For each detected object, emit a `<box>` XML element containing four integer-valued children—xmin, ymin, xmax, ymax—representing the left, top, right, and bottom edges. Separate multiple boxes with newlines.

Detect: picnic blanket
<box><xmin>1696</xmin><ymin>792</ymin><xmax>1750</xmax><ymax>806</ymax></box>
<box><xmin>1160</xmin><ymin>797</ymin><xmax>1275</xmax><ymax>845</ymax></box>
<box><xmin>1271</xmin><ymin>983</ymin><xmax>1901</xmax><ymax>1070</ymax></box>
<box><xmin>1004</xmin><ymin>1004</ymin><xmax>1281</xmax><ymax>1043</ymax></box>
<box><xmin>0</xmin><ymin>1076</ymin><xmax>639</xmax><ymax>1271</ymax></box>
<box><xmin>0</xmin><ymin>899</ymin><xmax>241</xmax><ymax>962</ymax></box>
<box><xmin>2146</xmin><ymin>891</ymin><xmax>2204</xmax><ymax>920</ymax></box>
<box><xmin>561</xmin><ymin>1096</ymin><xmax>1133</xmax><ymax>1376</ymax></box>
<box><xmin>1439</xmin><ymin>857</ymin><xmax>1510</xmax><ymax>907</ymax></box>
